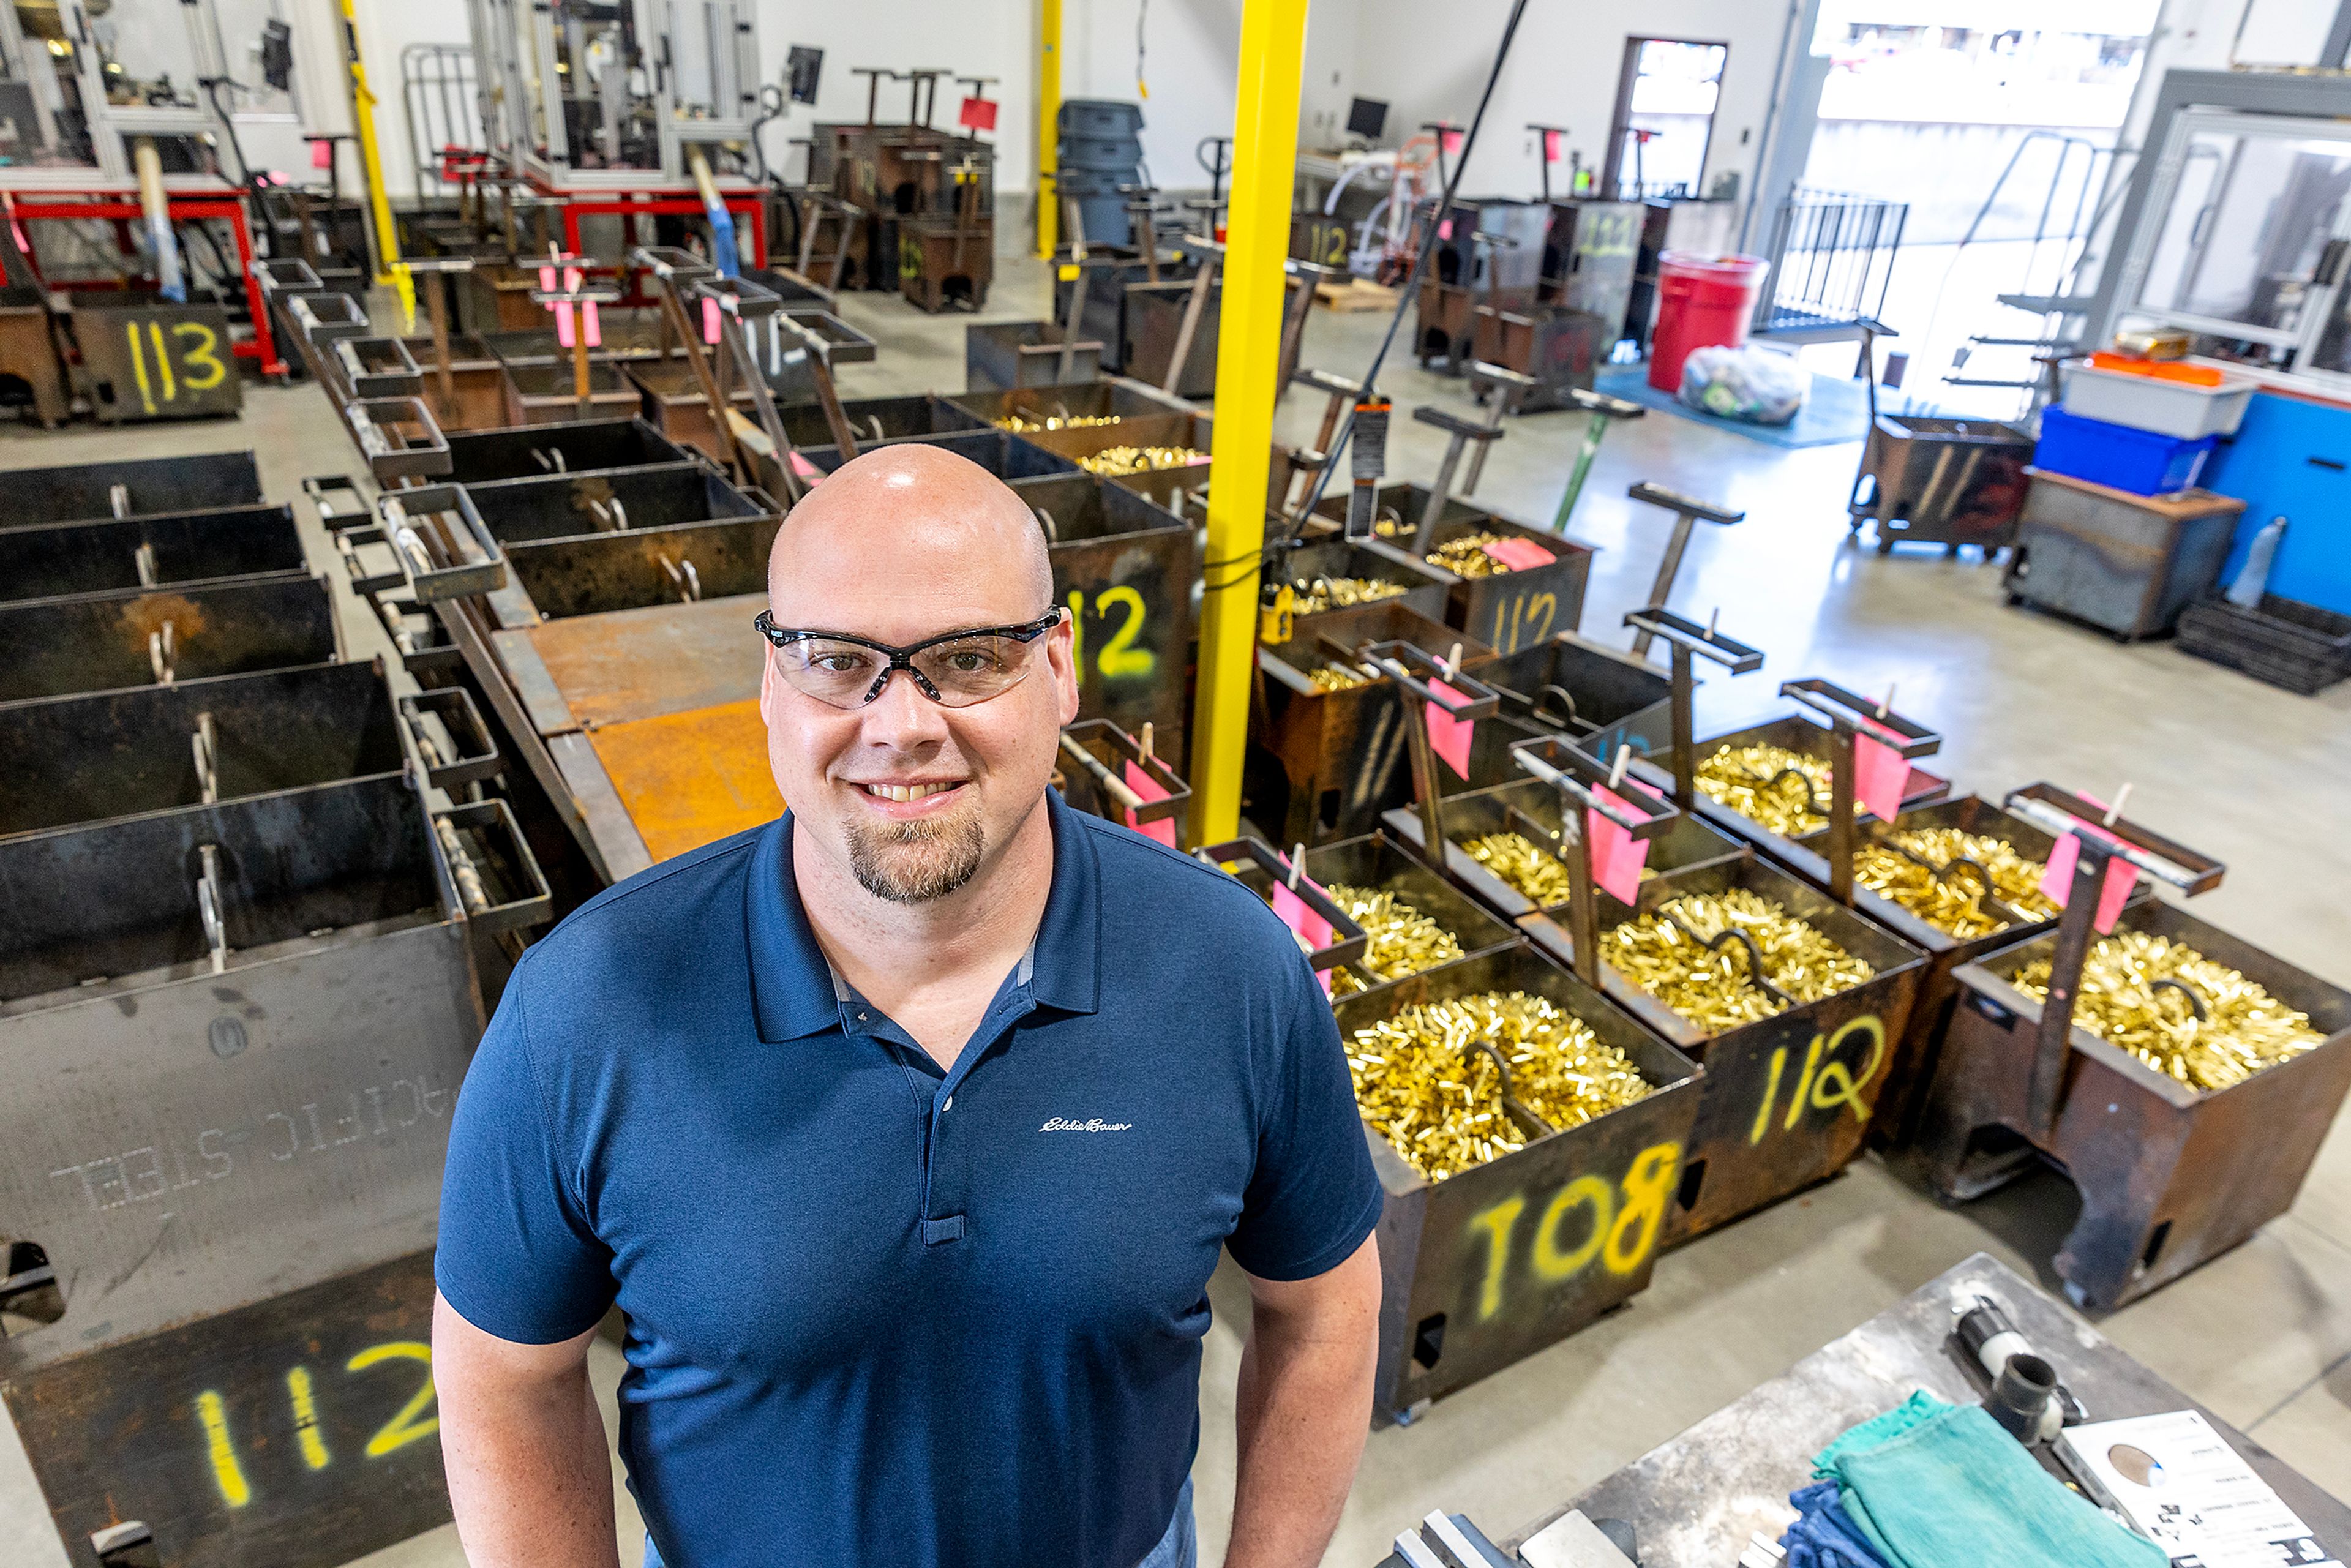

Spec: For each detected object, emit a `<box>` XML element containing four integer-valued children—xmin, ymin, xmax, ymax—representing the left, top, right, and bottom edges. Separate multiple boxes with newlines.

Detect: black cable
<box><xmin>1269</xmin><ymin>0</ymin><xmax>1533</xmax><ymax>561</ymax></box>
<box><xmin>203</xmin><ymin>77</ymin><xmax>258</xmax><ymax>190</ymax></box>
<box><xmin>750</xmin><ymin>83</ymin><xmax>786</xmax><ymax>184</ymax></box>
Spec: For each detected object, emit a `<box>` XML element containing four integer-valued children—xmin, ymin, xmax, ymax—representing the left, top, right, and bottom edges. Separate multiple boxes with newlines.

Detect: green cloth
<box><xmin>1813</xmin><ymin>1395</ymin><xmax>2165</xmax><ymax>1568</ymax></box>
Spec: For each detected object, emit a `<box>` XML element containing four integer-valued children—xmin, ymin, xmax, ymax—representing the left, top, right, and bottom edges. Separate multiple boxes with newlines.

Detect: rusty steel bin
<box><xmin>1912</xmin><ymin>901</ymin><xmax>2351</xmax><ymax>1311</ymax></box>
<box><xmin>0</xmin><ymin>576</ymin><xmax>340</xmax><ymax>703</ymax></box>
<box><xmin>1299</xmin><ymin>831</ymin><xmax>1523</xmax><ymax>1002</ymax></box>
<box><xmin>1450</xmin><ymin>634</ymin><xmax>1676</xmax><ymax>792</ymax></box>
<box><xmin>0</xmin><ymin>505</ymin><xmax>304</xmax><ymax>602</ymax></box>
<box><xmin>502</xmin><ymin>519</ymin><xmax>784</xmax><ymax>621</ymax></box>
<box><xmin>1008</xmin><ymin>472</ymin><xmax>1194</xmax><ymax>754</ymax></box>
<box><xmin>441</xmin><ymin>417</ymin><xmax>689</xmax><ymax>484</ymax></box>
<box><xmin>1282</xmin><ymin>538</ymin><xmax>1453</xmax><ymax>631</ymax></box>
<box><xmin>1788</xmin><ymin>793</ymin><xmax>2083</xmax><ymax>1153</ymax></box>
<box><xmin>1520</xmin><ymin>855</ymin><xmax>1925</xmax><ymax>1247</ymax></box>
<box><xmin>1397</xmin><ymin>514</ymin><xmax>1595</xmax><ymax>656</ymax></box>
<box><xmin>1384</xmin><ymin>779</ymin><xmax>1744</xmax><ymax>928</ymax></box>
<box><xmin>10</xmin><ymin>450</ymin><xmax>262</xmax><ymax>526</ymax></box>
<box><xmin>464</xmin><ymin>462</ymin><xmax>768</xmax><ymax>544</ymax></box>
<box><xmin>1685</xmin><ymin>714</ymin><xmax>1952</xmax><ymax>889</ymax></box>
<box><xmin>1250</xmin><ymin>601</ymin><xmax>1492</xmax><ymax>847</ymax></box>
<box><xmin>1331</xmin><ymin>946</ymin><xmax>1702</xmax><ymax>1421</ymax></box>
<box><xmin>774</xmin><ymin>393</ymin><xmax>986</xmax><ymax>449</ymax></box>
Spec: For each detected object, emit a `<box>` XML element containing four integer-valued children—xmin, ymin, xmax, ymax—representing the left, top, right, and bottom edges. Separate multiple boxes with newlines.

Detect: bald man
<box><xmin>432</xmin><ymin>445</ymin><xmax>1385</xmax><ymax>1568</ymax></box>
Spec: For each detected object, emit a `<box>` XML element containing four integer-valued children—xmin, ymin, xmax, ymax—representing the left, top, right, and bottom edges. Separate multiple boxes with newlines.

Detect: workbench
<box><xmin>1505</xmin><ymin>1253</ymin><xmax>2351</xmax><ymax>1567</ymax></box>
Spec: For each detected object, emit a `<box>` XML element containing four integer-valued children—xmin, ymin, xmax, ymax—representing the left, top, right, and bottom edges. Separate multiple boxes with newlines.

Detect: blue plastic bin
<box><xmin>2034</xmin><ymin>405</ymin><xmax>2217</xmax><ymax>497</ymax></box>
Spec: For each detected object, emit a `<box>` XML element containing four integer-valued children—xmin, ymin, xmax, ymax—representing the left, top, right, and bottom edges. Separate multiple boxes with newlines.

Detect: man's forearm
<box><xmin>1228</xmin><ymin>1258</ymin><xmax>1381</xmax><ymax>1568</ymax></box>
<box><xmin>440</xmin><ymin>1346</ymin><xmax>620</xmax><ymax>1566</ymax></box>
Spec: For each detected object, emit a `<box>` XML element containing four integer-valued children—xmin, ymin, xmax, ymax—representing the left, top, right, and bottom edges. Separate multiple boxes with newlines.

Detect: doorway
<box><xmin>1606</xmin><ymin>38</ymin><xmax>1730</xmax><ymax>201</ymax></box>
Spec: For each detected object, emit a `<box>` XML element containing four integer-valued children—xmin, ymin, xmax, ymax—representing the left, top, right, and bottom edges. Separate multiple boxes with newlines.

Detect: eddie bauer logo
<box><xmin>1040</xmin><ymin>1117</ymin><xmax>1133</xmax><ymax>1132</ymax></box>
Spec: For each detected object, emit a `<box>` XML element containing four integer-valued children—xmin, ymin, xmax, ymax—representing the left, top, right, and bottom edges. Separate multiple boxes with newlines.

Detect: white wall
<box><xmin>1326</xmin><ymin>0</ymin><xmax>1796</xmax><ymax>220</ymax></box>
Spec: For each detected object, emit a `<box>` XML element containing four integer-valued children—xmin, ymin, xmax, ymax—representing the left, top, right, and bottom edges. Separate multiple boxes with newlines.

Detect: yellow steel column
<box><xmin>1035</xmin><ymin>0</ymin><xmax>1062</xmax><ymax>258</ymax></box>
<box><xmin>1187</xmin><ymin>0</ymin><xmax>1307</xmax><ymax>845</ymax></box>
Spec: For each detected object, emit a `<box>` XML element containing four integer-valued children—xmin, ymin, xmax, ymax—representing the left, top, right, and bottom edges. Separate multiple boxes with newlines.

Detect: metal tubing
<box><xmin>1188</xmin><ymin>0</ymin><xmax>1308</xmax><ymax>845</ymax></box>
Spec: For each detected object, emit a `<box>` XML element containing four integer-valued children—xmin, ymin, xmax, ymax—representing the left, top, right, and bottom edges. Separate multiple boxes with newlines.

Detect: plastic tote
<box><xmin>2058</xmin><ymin>358</ymin><xmax>2253</xmax><ymax>440</ymax></box>
<box><xmin>2033</xmin><ymin>405</ymin><xmax>2217</xmax><ymax>497</ymax></box>
<box><xmin>1647</xmin><ymin>251</ymin><xmax>1768</xmax><ymax>392</ymax></box>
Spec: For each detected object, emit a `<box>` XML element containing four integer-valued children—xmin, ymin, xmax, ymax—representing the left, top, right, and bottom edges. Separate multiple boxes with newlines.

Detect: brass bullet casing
<box><xmin>1608</xmin><ymin>888</ymin><xmax>1877</xmax><ymax>1034</ymax></box>
<box><xmin>1324</xmin><ymin>881</ymin><xmax>1466</xmax><ymax>984</ymax></box>
<box><xmin>1425</xmin><ymin>530</ymin><xmax>1516</xmax><ymax>580</ymax></box>
<box><xmin>2012</xmin><ymin>930</ymin><xmax>2324</xmax><ymax>1093</ymax></box>
<box><xmin>1853</xmin><ymin>826</ymin><xmax>2061</xmax><ymax>939</ymax></box>
<box><xmin>1346</xmin><ymin>989</ymin><xmax>1659</xmax><ymax>1180</ymax></box>
<box><xmin>1076</xmin><ymin>445</ymin><xmax>1209</xmax><ymax>476</ymax></box>
<box><xmin>1290</xmin><ymin>575</ymin><xmax>1408</xmax><ymax>615</ymax></box>
<box><xmin>1694</xmin><ymin>743</ymin><xmax>1848</xmax><ymax>838</ymax></box>
<box><xmin>1461</xmin><ymin>831</ymin><xmax>1573</xmax><ymax>905</ymax></box>
<box><xmin>992</xmin><ymin>412</ymin><xmax>1121</xmax><ymax>432</ymax></box>
<box><xmin>1308</xmin><ymin>662</ymin><xmax>1373</xmax><ymax>693</ymax></box>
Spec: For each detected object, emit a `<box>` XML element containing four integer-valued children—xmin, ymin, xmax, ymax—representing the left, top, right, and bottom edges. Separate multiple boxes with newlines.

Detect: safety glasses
<box><xmin>754</xmin><ymin>607</ymin><xmax>1063</xmax><ymax>709</ymax></box>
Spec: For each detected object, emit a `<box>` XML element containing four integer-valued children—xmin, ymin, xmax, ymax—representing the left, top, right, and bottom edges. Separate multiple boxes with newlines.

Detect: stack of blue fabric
<box><xmin>1778</xmin><ymin>1393</ymin><xmax>2165</xmax><ymax>1568</ymax></box>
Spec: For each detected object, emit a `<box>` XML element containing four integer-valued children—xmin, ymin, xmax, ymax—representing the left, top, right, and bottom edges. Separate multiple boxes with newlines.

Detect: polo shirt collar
<box><xmin>748</xmin><ymin>790</ymin><xmax>1101</xmax><ymax>1044</ymax></box>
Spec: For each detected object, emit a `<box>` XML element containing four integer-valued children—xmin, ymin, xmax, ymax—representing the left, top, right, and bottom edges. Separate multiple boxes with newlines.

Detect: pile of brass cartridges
<box><xmin>993</xmin><ymin>411</ymin><xmax>1121</xmax><ymax>433</ymax></box>
<box><xmin>1461</xmin><ymin>831</ymin><xmax>1572</xmax><ymax>906</ymax></box>
<box><xmin>1308</xmin><ymin>662</ymin><xmax>1374</xmax><ymax>694</ymax></box>
<box><xmin>1325</xmin><ymin>882</ymin><xmax>1466</xmax><ymax>983</ymax></box>
<box><xmin>1608</xmin><ymin>888</ymin><xmax>1876</xmax><ymax>1033</ymax></box>
<box><xmin>2013</xmin><ymin>930</ymin><xmax>2324</xmax><ymax>1092</ymax></box>
<box><xmin>1291</xmin><ymin>576</ymin><xmax>1406</xmax><ymax>614</ymax></box>
<box><xmin>1854</xmin><ymin>826</ymin><xmax>2061</xmax><ymax>939</ymax></box>
<box><xmin>1693</xmin><ymin>743</ymin><xmax>1843</xmax><ymax>837</ymax></box>
<box><xmin>1346</xmin><ymin>991</ymin><xmax>1656</xmax><ymax>1179</ymax></box>
<box><xmin>1426</xmin><ymin>530</ymin><xmax>1516</xmax><ymax>579</ymax></box>
<box><xmin>1076</xmin><ymin>445</ymin><xmax>1207</xmax><ymax>476</ymax></box>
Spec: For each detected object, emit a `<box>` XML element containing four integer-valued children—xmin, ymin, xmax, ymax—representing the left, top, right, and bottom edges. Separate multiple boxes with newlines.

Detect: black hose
<box><xmin>1200</xmin><ymin>0</ymin><xmax>1533</xmax><ymax>595</ymax></box>
<box><xmin>1276</xmin><ymin>0</ymin><xmax>1533</xmax><ymax>553</ymax></box>
<box><xmin>203</xmin><ymin>77</ymin><xmax>258</xmax><ymax>190</ymax></box>
<box><xmin>750</xmin><ymin>84</ymin><xmax>786</xmax><ymax>184</ymax></box>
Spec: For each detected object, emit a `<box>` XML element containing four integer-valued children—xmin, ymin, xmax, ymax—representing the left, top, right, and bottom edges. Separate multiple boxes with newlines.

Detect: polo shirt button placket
<box><xmin>921</xmin><ymin>1082</ymin><xmax>966</xmax><ymax>1247</ymax></box>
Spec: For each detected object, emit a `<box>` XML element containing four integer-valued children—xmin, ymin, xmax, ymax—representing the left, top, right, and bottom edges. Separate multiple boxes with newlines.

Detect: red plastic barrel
<box><xmin>1647</xmin><ymin>250</ymin><xmax>1769</xmax><ymax>392</ymax></box>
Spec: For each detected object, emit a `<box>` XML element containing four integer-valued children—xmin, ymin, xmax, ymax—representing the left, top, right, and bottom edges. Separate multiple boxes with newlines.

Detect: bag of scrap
<box><xmin>1679</xmin><ymin>344</ymin><xmax>1809</xmax><ymax>426</ymax></box>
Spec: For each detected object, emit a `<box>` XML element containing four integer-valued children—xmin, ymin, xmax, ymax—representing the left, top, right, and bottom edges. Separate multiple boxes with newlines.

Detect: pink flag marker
<box><xmin>580</xmin><ymin>301</ymin><xmax>602</xmax><ymax>347</ymax></box>
<box><xmin>552</xmin><ymin>300</ymin><xmax>576</xmax><ymax>347</ymax></box>
<box><xmin>1480</xmin><ymin>536</ymin><xmax>1557</xmax><ymax>570</ymax></box>
<box><xmin>1269</xmin><ymin>874</ymin><xmax>1337</xmax><ymax>994</ymax></box>
<box><xmin>1441</xmin><ymin>129</ymin><xmax>1464</xmax><ymax>157</ymax></box>
<box><xmin>538</xmin><ymin>263</ymin><xmax>557</xmax><ymax>292</ymax></box>
<box><xmin>1120</xmin><ymin>760</ymin><xmax>1178</xmax><ymax>848</ymax></box>
<box><xmin>1424</xmin><ymin>678</ymin><xmax>1475</xmax><ymax>779</ymax></box>
<box><xmin>702</xmin><ymin>296</ymin><xmax>722</xmax><ymax>344</ymax></box>
<box><xmin>1542</xmin><ymin>130</ymin><xmax>1562</xmax><ymax>163</ymax></box>
<box><xmin>1587</xmin><ymin>783</ymin><xmax>1655</xmax><ymax>904</ymax></box>
<box><xmin>2039</xmin><ymin>830</ymin><xmax>2137</xmax><ymax>934</ymax></box>
<box><xmin>1852</xmin><ymin>732</ymin><xmax>1908</xmax><ymax>822</ymax></box>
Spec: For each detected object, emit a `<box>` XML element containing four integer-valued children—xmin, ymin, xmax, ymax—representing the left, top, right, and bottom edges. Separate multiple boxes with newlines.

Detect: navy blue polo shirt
<box><xmin>435</xmin><ymin>790</ymin><xmax>1384</xmax><ymax>1568</ymax></box>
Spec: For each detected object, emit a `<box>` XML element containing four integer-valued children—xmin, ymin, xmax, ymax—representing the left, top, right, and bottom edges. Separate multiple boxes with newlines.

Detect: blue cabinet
<box><xmin>2202</xmin><ymin>390</ymin><xmax>2351</xmax><ymax>616</ymax></box>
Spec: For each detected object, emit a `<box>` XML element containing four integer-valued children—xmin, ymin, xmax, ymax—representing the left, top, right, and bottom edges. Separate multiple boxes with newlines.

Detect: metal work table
<box><xmin>1509</xmin><ymin>1253</ymin><xmax>2351</xmax><ymax>1567</ymax></box>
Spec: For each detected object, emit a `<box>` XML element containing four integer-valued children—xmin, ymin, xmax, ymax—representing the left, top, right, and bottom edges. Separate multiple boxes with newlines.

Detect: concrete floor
<box><xmin>4</xmin><ymin>251</ymin><xmax>2349</xmax><ymax>1567</ymax></box>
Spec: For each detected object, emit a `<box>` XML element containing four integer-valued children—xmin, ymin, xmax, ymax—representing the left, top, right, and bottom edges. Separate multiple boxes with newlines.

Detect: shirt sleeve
<box><xmin>435</xmin><ymin>976</ymin><xmax>617</xmax><ymax>1343</ymax></box>
<box><xmin>1224</xmin><ymin>962</ymin><xmax>1385</xmax><ymax>1281</ymax></box>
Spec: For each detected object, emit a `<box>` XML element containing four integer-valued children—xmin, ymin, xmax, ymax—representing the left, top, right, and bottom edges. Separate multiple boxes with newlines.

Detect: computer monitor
<box><xmin>1346</xmin><ymin>97</ymin><xmax>1389</xmax><ymax>142</ymax></box>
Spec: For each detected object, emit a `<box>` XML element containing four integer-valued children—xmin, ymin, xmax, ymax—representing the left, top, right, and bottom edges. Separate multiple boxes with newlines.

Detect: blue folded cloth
<box><xmin>1779</xmin><ymin>1480</ymin><xmax>1889</xmax><ymax>1568</ymax></box>
<box><xmin>1813</xmin><ymin>1394</ymin><xmax>2165</xmax><ymax>1568</ymax></box>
